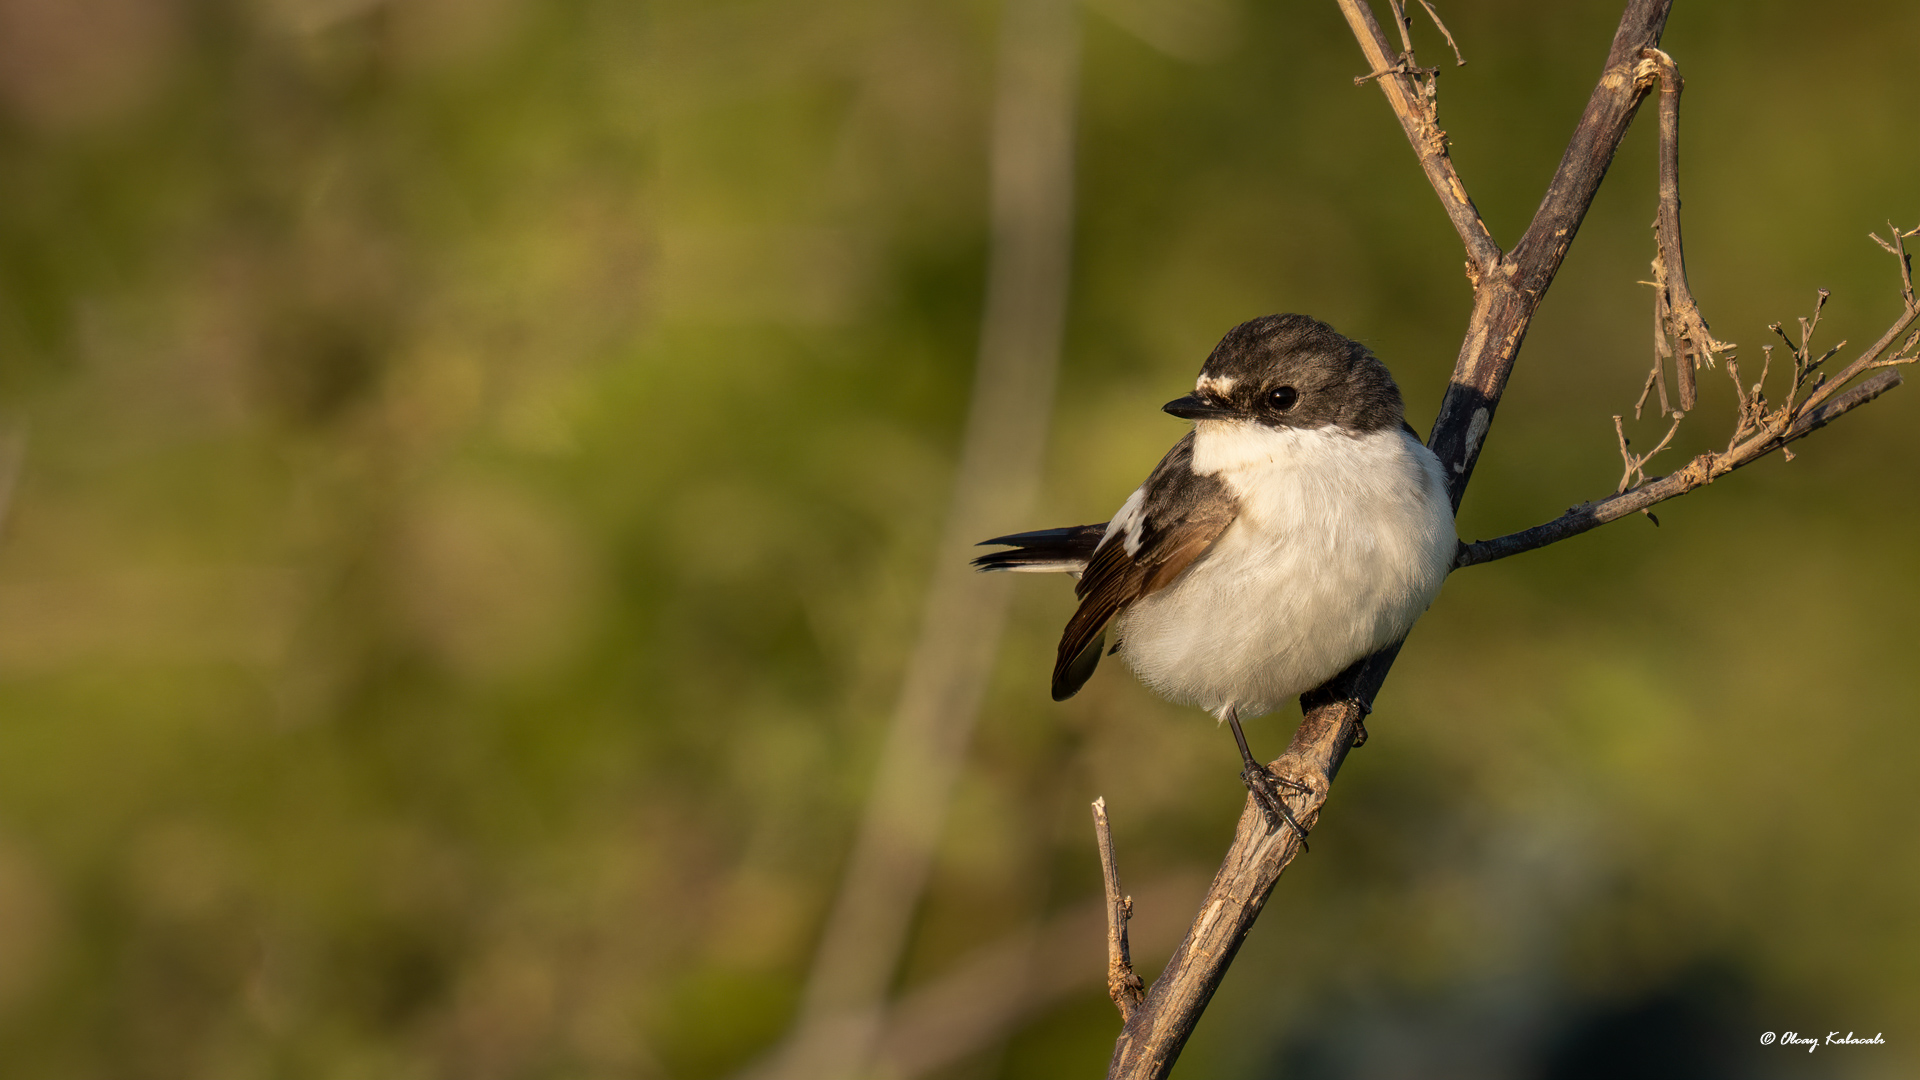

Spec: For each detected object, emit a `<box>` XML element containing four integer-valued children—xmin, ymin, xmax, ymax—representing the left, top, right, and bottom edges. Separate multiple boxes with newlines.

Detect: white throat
<box><xmin>1190</xmin><ymin>418</ymin><xmax>1338</xmax><ymax>477</ymax></box>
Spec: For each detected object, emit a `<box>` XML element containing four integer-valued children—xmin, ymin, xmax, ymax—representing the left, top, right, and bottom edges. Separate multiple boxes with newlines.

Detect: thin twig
<box><xmin>1093</xmin><ymin>798</ymin><xmax>1144</xmax><ymax>1022</ymax></box>
<box><xmin>1868</xmin><ymin>220</ymin><xmax>1918</xmax><ymax>307</ymax></box>
<box><xmin>1550</xmin><ymin>248</ymin><xmax>1916</xmax><ymax>562</ymax></box>
<box><xmin>1332</xmin><ymin>0</ymin><xmax>1499</xmax><ymax>271</ymax></box>
<box><xmin>1802</xmin><ymin>222</ymin><xmax>1920</xmax><ymax>414</ymax></box>
<box><xmin>1416</xmin><ymin>0</ymin><xmax>1465</xmax><ymax>65</ymax></box>
<box><xmin>1613</xmin><ymin>412</ymin><xmax>1682</xmax><ymax>494</ymax></box>
<box><xmin>1354</xmin><ymin>58</ymin><xmax>1441</xmax><ymax>88</ymax></box>
<box><xmin>1721</xmin><ymin>353</ymin><xmax>1756</xmax><ymax>452</ymax></box>
<box><xmin>1107</xmin><ymin>685</ymin><xmax>1367</xmax><ymax>1078</ymax></box>
<box><xmin>1458</xmin><ymin>368</ymin><xmax>1905</xmax><ymax>568</ymax></box>
<box><xmin>1638</xmin><ymin>47</ymin><xmax>1732</xmax><ymax>413</ymax></box>
<box><xmin>1425</xmin><ymin>0</ymin><xmax>1674</xmax><ymax>501</ymax></box>
<box><xmin>1386</xmin><ymin>0</ymin><xmax>1415</xmax><ymax>58</ymax></box>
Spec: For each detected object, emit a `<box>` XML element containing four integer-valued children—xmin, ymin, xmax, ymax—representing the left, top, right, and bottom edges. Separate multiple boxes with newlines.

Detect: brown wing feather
<box><xmin>1050</xmin><ymin>433</ymin><xmax>1236</xmax><ymax>700</ymax></box>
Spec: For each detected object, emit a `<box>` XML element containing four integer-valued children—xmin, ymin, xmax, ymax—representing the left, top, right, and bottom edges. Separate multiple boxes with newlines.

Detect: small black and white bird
<box><xmin>975</xmin><ymin>314</ymin><xmax>1456</xmax><ymax>843</ymax></box>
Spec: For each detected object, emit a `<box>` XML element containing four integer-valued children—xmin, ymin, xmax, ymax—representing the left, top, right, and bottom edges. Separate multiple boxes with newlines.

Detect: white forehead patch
<box><xmin>1196</xmin><ymin>374</ymin><xmax>1236</xmax><ymax>397</ymax></box>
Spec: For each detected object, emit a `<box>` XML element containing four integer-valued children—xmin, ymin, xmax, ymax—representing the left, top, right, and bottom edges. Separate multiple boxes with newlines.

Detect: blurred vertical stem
<box><xmin>763</xmin><ymin>1</ymin><xmax>1081</xmax><ymax>1077</ymax></box>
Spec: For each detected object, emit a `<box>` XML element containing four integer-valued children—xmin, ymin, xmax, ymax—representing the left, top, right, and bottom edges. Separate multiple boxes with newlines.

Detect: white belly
<box><xmin>1115</xmin><ymin>424</ymin><xmax>1454</xmax><ymax>719</ymax></box>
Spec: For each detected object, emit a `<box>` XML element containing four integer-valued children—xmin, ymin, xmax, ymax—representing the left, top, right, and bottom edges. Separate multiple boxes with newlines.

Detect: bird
<box><xmin>974</xmin><ymin>314</ymin><xmax>1456</xmax><ymax>844</ymax></box>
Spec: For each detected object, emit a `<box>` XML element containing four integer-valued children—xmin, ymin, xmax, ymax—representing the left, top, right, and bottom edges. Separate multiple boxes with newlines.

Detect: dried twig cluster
<box><xmin>1606</xmin><ymin>221</ymin><xmax>1920</xmax><ymax>515</ymax></box>
<box><xmin>1355</xmin><ymin>0</ymin><xmax>1464</xmax><ymax>103</ymax></box>
<box><xmin>1724</xmin><ymin>222</ymin><xmax>1920</xmax><ymax>449</ymax></box>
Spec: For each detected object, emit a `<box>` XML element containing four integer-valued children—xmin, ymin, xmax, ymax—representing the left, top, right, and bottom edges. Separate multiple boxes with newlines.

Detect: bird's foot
<box><xmin>1223</xmin><ymin>703</ymin><xmax>1313</xmax><ymax>850</ymax></box>
<box><xmin>1239</xmin><ymin>762</ymin><xmax>1313</xmax><ymax>851</ymax></box>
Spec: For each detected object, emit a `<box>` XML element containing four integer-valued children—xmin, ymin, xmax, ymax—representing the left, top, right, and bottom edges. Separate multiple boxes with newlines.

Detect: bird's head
<box><xmin>1162</xmin><ymin>313</ymin><xmax>1405</xmax><ymax>435</ymax></box>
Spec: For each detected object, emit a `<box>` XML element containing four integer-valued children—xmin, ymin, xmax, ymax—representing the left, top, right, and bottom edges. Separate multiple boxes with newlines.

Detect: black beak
<box><xmin>1162</xmin><ymin>393</ymin><xmax>1237</xmax><ymax>421</ymax></box>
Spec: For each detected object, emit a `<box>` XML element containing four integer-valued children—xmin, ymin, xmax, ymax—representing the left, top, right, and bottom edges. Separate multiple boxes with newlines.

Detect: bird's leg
<box><xmin>1224</xmin><ymin>704</ymin><xmax>1311</xmax><ymax>850</ymax></box>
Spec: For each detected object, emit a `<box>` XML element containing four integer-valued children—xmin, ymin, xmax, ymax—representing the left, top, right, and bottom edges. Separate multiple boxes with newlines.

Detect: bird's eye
<box><xmin>1268</xmin><ymin>386</ymin><xmax>1299</xmax><ymax>411</ymax></box>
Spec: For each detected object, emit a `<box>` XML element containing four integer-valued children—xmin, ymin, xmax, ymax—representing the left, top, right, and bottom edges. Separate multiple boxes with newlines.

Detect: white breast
<box><xmin>1115</xmin><ymin>421</ymin><xmax>1455</xmax><ymax>719</ymax></box>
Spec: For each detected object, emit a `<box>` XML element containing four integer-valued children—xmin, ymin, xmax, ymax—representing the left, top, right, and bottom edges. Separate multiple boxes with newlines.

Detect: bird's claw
<box><xmin>1240</xmin><ymin>763</ymin><xmax>1312</xmax><ymax>851</ymax></box>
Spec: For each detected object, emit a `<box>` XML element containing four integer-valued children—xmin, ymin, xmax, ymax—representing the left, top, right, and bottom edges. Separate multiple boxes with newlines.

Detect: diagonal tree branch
<box><xmin>1428</xmin><ymin>0</ymin><xmax>1673</xmax><ymax>506</ymax></box>
<box><xmin>1458</xmin><ymin>366</ymin><xmax>1905</xmax><ymax>568</ymax></box>
<box><xmin>1333</xmin><ymin>0</ymin><xmax>1500</xmax><ymax>273</ymax></box>
<box><xmin>1104</xmin><ymin>2</ymin><xmax>1911</xmax><ymax>1072</ymax></box>
<box><xmin>1106</xmin><ymin>681</ymin><xmax>1374</xmax><ymax>1078</ymax></box>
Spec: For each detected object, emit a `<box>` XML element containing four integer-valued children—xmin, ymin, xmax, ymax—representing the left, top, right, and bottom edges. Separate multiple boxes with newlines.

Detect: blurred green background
<box><xmin>1</xmin><ymin>0</ymin><xmax>1916</xmax><ymax>1077</ymax></box>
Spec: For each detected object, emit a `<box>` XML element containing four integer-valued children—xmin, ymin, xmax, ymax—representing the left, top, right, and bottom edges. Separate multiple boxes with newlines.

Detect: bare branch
<box><xmin>1385</xmin><ymin>0</ymin><xmax>1415</xmax><ymax>59</ymax></box>
<box><xmin>1471</xmin><ymin>239</ymin><xmax>1918</xmax><ymax>571</ymax></box>
<box><xmin>1108</xmin><ymin>688</ymin><xmax>1370</xmax><ymax>1077</ymax></box>
<box><xmin>1415</xmin><ymin>0</ymin><xmax>1465</xmax><ymax>66</ymax></box>
<box><xmin>1371</xmin><ymin>0</ymin><xmax>1465</xmax><ymax>70</ymax></box>
<box><xmin>1092</xmin><ymin>798</ymin><xmax>1145</xmax><ymax>1022</ymax></box>
<box><xmin>1801</xmin><ymin>222</ymin><xmax>1920</xmax><ymax>414</ymax></box>
<box><xmin>1637</xmin><ymin>48</ymin><xmax>1733</xmax><ymax>413</ymax></box>
<box><xmin>1457</xmin><ymin>367</ymin><xmax>1907</xmax><ymax>568</ymax></box>
<box><xmin>1428</xmin><ymin>0</ymin><xmax>1673</xmax><ymax>504</ymax></box>
<box><xmin>1868</xmin><ymin>219</ymin><xmax>1918</xmax><ymax>308</ymax></box>
<box><xmin>1333</xmin><ymin>0</ymin><xmax>1499</xmax><ymax>271</ymax></box>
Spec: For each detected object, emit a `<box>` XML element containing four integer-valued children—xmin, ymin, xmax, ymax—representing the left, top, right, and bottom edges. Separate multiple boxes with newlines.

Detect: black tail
<box><xmin>971</xmin><ymin>524</ymin><xmax>1107</xmax><ymax>574</ymax></box>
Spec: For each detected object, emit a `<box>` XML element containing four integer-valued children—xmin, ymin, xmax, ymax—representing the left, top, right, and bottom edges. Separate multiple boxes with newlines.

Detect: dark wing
<box><xmin>971</xmin><ymin>524</ymin><xmax>1108</xmax><ymax>574</ymax></box>
<box><xmin>1052</xmin><ymin>431</ymin><xmax>1237</xmax><ymax>701</ymax></box>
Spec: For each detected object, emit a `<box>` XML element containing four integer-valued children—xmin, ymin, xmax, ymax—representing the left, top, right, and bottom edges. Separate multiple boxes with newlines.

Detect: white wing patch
<box><xmin>1102</xmin><ymin>487</ymin><xmax>1149</xmax><ymax>556</ymax></box>
<box><xmin>996</xmin><ymin>558</ymin><xmax>1088</xmax><ymax>575</ymax></box>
